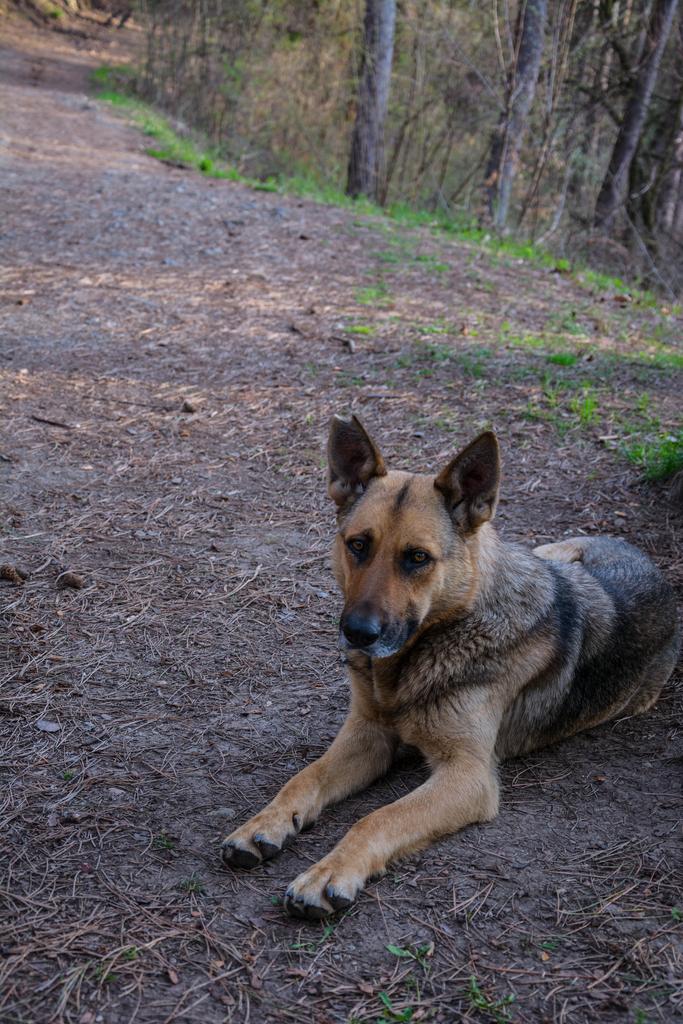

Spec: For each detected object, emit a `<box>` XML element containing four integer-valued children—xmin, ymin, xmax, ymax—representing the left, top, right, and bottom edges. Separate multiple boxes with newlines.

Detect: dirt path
<box><xmin>1</xmin><ymin>17</ymin><xmax>681</xmax><ymax>1024</ymax></box>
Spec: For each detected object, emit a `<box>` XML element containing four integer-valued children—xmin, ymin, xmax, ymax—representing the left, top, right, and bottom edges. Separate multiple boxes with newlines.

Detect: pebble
<box><xmin>208</xmin><ymin>806</ymin><xmax>237</xmax><ymax>821</ymax></box>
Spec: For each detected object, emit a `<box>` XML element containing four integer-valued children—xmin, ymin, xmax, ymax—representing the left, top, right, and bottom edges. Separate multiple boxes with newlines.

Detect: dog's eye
<box><xmin>348</xmin><ymin>537</ymin><xmax>368</xmax><ymax>556</ymax></box>
<box><xmin>408</xmin><ymin>549</ymin><xmax>430</xmax><ymax>565</ymax></box>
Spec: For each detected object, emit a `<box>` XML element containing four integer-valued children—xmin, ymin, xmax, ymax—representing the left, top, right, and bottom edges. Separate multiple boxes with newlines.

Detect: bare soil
<box><xmin>1</xmin><ymin>15</ymin><xmax>681</xmax><ymax>1024</ymax></box>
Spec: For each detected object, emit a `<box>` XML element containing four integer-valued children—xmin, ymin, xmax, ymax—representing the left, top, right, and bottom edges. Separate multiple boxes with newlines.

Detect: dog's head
<box><xmin>327</xmin><ymin>415</ymin><xmax>500</xmax><ymax>659</ymax></box>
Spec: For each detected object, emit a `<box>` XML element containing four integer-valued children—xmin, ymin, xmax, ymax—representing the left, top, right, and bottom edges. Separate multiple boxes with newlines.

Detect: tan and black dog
<box><xmin>222</xmin><ymin>416</ymin><xmax>680</xmax><ymax>919</ymax></box>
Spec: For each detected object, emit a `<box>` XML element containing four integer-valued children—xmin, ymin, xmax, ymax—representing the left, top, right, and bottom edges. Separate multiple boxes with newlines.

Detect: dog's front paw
<box><xmin>284</xmin><ymin>855</ymin><xmax>365</xmax><ymax>920</ymax></box>
<box><xmin>221</xmin><ymin>808</ymin><xmax>302</xmax><ymax>870</ymax></box>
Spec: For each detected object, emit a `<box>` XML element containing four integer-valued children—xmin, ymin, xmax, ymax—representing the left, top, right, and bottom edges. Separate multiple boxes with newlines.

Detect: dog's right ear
<box><xmin>327</xmin><ymin>415</ymin><xmax>386</xmax><ymax>510</ymax></box>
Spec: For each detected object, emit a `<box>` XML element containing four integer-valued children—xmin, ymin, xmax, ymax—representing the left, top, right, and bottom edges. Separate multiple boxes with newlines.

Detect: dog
<box><xmin>222</xmin><ymin>416</ymin><xmax>680</xmax><ymax>919</ymax></box>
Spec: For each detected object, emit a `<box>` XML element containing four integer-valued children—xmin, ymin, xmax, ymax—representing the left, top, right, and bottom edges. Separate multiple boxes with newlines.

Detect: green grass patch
<box><xmin>415</xmin><ymin>321</ymin><xmax>449</xmax><ymax>335</ymax></box>
<box><xmin>550</xmin><ymin>309</ymin><xmax>589</xmax><ymax>336</ymax></box>
<box><xmin>376</xmin><ymin>250</ymin><xmax>404</xmax><ymax>264</ymax></box>
<box><xmin>290</xmin><ymin>922</ymin><xmax>337</xmax><ymax>953</ymax></box>
<box><xmin>508</xmin><ymin>333</ymin><xmax>549</xmax><ymax>350</ymax></box>
<box><xmin>457</xmin><ymin>349</ymin><xmax>491</xmax><ymax>378</ymax></box>
<box><xmin>375</xmin><ymin>990</ymin><xmax>415</xmax><ymax>1022</ymax></box>
<box><xmin>91</xmin><ymin>65</ymin><xmax>135</xmax><ymax>90</ymax></box>
<box><xmin>152</xmin><ymin>832</ymin><xmax>175</xmax><ymax>851</ymax></box>
<box><xmin>356</xmin><ymin>283</ymin><xmax>391</xmax><ymax>305</ymax></box>
<box><xmin>250</xmin><ymin>176</ymin><xmax>280</xmax><ymax>192</ymax></box>
<box><xmin>625</xmin><ymin>430</ymin><xmax>683</xmax><ymax>481</ymax></box>
<box><xmin>523</xmin><ymin>377</ymin><xmax>600</xmax><ymax>436</ymax></box>
<box><xmin>414</xmin><ymin>254</ymin><xmax>449</xmax><ymax>272</ymax></box>
<box><xmin>346</xmin><ymin>324</ymin><xmax>374</xmax><ymax>335</ymax></box>
<box><xmin>634</xmin><ymin>347</ymin><xmax>683</xmax><ymax>371</ymax></box>
<box><xmin>424</xmin><ymin>343</ymin><xmax>453</xmax><ymax>363</ymax></box>
<box><xmin>94</xmin><ymin>85</ymin><xmax>247</xmax><ymax>182</ymax></box>
<box><xmin>569</xmin><ymin>388</ymin><xmax>600</xmax><ymax>427</ymax></box>
<box><xmin>577</xmin><ymin>268</ymin><xmax>659</xmax><ymax>308</ymax></box>
<box><xmin>284</xmin><ymin>174</ymin><xmax>377</xmax><ymax>213</ymax></box>
<box><xmin>547</xmin><ymin>352</ymin><xmax>579</xmax><ymax>366</ymax></box>
<box><xmin>466</xmin><ymin>975</ymin><xmax>515</xmax><ymax>1023</ymax></box>
<box><xmin>97</xmin><ymin>91</ymin><xmax>219</xmax><ymax>173</ymax></box>
<box><xmin>179</xmin><ymin>873</ymin><xmax>205</xmax><ymax>894</ymax></box>
<box><xmin>92</xmin><ymin>964</ymin><xmax>117</xmax><ymax>984</ymax></box>
<box><xmin>95</xmin><ymin>89</ymin><xmax>137</xmax><ymax>108</ymax></box>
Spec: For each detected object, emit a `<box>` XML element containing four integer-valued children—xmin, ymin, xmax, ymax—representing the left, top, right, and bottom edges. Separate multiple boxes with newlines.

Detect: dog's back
<box><xmin>499</xmin><ymin>536</ymin><xmax>680</xmax><ymax>756</ymax></box>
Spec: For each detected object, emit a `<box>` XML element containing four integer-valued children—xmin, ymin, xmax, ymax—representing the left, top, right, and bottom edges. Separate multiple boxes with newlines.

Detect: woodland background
<box><xmin>122</xmin><ymin>0</ymin><xmax>683</xmax><ymax>297</ymax></box>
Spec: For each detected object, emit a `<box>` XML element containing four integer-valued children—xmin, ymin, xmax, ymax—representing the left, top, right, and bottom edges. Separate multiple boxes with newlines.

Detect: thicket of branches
<box><xmin>138</xmin><ymin>0</ymin><xmax>683</xmax><ymax>296</ymax></box>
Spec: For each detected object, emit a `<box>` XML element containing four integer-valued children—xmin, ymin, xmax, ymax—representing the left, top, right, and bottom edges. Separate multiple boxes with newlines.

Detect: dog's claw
<box><xmin>284</xmin><ymin>888</ymin><xmax>329</xmax><ymax>921</ymax></box>
<box><xmin>254</xmin><ymin>834</ymin><xmax>281</xmax><ymax>861</ymax></box>
<box><xmin>221</xmin><ymin>840</ymin><xmax>260</xmax><ymax>869</ymax></box>
<box><xmin>283</xmin><ymin>890</ymin><xmax>306</xmax><ymax>918</ymax></box>
<box><xmin>325</xmin><ymin>884</ymin><xmax>353</xmax><ymax>911</ymax></box>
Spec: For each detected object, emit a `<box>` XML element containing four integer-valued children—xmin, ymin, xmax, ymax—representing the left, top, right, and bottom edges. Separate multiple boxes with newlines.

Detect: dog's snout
<box><xmin>341</xmin><ymin>611</ymin><xmax>382</xmax><ymax>649</ymax></box>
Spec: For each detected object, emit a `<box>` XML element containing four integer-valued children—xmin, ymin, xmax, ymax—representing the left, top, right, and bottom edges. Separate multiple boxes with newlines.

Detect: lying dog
<box><xmin>222</xmin><ymin>416</ymin><xmax>680</xmax><ymax>918</ymax></box>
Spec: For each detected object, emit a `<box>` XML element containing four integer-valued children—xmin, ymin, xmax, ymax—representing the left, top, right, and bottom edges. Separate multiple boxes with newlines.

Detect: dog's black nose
<box><xmin>341</xmin><ymin>612</ymin><xmax>382</xmax><ymax>649</ymax></box>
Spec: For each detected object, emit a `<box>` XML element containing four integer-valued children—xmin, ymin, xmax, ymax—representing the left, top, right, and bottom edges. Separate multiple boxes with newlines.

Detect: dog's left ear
<box><xmin>434</xmin><ymin>431</ymin><xmax>500</xmax><ymax>534</ymax></box>
<box><xmin>327</xmin><ymin>415</ymin><xmax>386</xmax><ymax>509</ymax></box>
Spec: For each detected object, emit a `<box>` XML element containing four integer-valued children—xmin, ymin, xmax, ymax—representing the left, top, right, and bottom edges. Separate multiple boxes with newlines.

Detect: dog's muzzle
<box><xmin>339</xmin><ymin>612</ymin><xmax>418</xmax><ymax>659</ymax></box>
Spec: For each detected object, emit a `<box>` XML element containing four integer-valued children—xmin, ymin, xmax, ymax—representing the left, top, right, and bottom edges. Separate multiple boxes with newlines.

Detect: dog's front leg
<box><xmin>221</xmin><ymin>713</ymin><xmax>397</xmax><ymax>869</ymax></box>
<box><xmin>284</xmin><ymin>750</ymin><xmax>499</xmax><ymax>919</ymax></box>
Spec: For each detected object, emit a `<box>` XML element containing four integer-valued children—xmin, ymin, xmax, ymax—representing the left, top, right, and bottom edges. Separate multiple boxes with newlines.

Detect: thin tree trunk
<box><xmin>518</xmin><ymin>0</ymin><xmax>578</xmax><ymax>229</ymax></box>
<box><xmin>383</xmin><ymin>26</ymin><xmax>421</xmax><ymax>201</ymax></box>
<box><xmin>484</xmin><ymin>0</ymin><xmax>548</xmax><ymax>231</ymax></box>
<box><xmin>594</xmin><ymin>0</ymin><xmax>680</xmax><ymax>229</ymax></box>
<box><xmin>657</xmin><ymin>20</ymin><xmax>683</xmax><ymax>236</ymax></box>
<box><xmin>660</xmin><ymin>90</ymin><xmax>683</xmax><ymax>232</ymax></box>
<box><xmin>346</xmin><ymin>0</ymin><xmax>396</xmax><ymax>202</ymax></box>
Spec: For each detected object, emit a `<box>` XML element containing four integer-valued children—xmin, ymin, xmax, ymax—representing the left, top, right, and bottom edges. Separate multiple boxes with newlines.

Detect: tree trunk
<box><xmin>594</xmin><ymin>0</ymin><xmax>680</xmax><ymax>229</ymax></box>
<box><xmin>658</xmin><ymin>21</ymin><xmax>683</xmax><ymax>236</ymax></box>
<box><xmin>484</xmin><ymin>0</ymin><xmax>548</xmax><ymax>231</ymax></box>
<box><xmin>660</xmin><ymin>90</ymin><xmax>683</xmax><ymax>233</ymax></box>
<box><xmin>346</xmin><ymin>0</ymin><xmax>396</xmax><ymax>202</ymax></box>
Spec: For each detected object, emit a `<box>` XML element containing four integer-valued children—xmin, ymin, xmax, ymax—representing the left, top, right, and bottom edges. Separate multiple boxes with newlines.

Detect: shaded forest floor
<box><xmin>1</xmin><ymin>14</ymin><xmax>681</xmax><ymax>1024</ymax></box>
